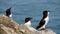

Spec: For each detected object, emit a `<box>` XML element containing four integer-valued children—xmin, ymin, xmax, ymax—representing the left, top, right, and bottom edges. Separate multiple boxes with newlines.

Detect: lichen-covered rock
<box><xmin>0</xmin><ymin>14</ymin><xmax>56</xmax><ymax>34</ymax></box>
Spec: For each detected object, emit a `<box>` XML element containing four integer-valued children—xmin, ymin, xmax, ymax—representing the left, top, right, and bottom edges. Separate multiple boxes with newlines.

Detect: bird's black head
<box><xmin>25</xmin><ymin>17</ymin><xmax>32</xmax><ymax>23</ymax></box>
<box><xmin>6</xmin><ymin>8</ymin><xmax>11</xmax><ymax>16</ymax></box>
<box><xmin>43</xmin><ymin>10</ymin><xmax>50</xmax><ymax>17</ymax></box>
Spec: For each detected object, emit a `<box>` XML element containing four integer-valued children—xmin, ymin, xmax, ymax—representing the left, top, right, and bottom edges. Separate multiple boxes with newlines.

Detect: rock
<box><xmin>0</xmin><ymin>14</ymin><xmax>56</xmax><ymax>34</ymax></box>
<box><xmin>0</xmin><ymin>24</ymin><xmax>17</xmax><ymax>34</ymax></box>
<box><xmin>0</xmin><ymin>14</ymin><xmax>18</xmax><ymax>29</ymax></box>
<box><xmin>18</xmin><ymin>24</ymin><xmax>32</xmax><ymax>34</ymax></box>
<box><xmin>0</xmin><ymin>26</ymin><xmax>7</xmax><ymax>34</ymax></box>
<box><xmin>37</xmin><ymin>29</ymin><xmax>56</xmax><ymax>34</ymax></box>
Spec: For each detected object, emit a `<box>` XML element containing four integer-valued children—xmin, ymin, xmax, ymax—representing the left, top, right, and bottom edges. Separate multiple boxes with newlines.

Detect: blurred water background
<box><xmin>0</xmin><ymin>0</ymin><xmax>60</xmax><ymax>34</ymax></box>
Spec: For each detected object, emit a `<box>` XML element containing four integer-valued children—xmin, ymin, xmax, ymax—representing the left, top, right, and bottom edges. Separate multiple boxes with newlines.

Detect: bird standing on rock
<box><xmin>36</xmin><ymin>10</ymin><xmax>50</xmax><ymax>30</ymax></box>
<box><xmin>6</xmin><ymin>7</ymin><xmax>12</xmax><ymax>18</ymax></box>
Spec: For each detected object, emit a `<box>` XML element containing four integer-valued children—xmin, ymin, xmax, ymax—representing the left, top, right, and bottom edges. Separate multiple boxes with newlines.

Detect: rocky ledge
<box><xmin>0</xmin><ymin>14</ymin><xmax>56</xmax><ymax>34</ymax></box>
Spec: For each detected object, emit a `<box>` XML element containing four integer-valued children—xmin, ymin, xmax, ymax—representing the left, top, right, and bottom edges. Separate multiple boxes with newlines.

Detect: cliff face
<box><xmin>0</xmin><ymin>14</ymin><xmax>56</xmax><ymax>34</ymax></box>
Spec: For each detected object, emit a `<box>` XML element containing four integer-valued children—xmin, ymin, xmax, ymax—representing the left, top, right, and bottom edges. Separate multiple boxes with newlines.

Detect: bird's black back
<box><xmin>36</xmin><ymin>17</ymin><xmax>45</xmax><ymax>29</ymax></box>
<box><xmin>36</xmin><ymin>10</ymin><xmax>48</xmax><ymax>29</ymax></box>
<box><xmin>6</xmin><ymin>8</ymin><xmax>11</xmax><ymax>17</ymax></box>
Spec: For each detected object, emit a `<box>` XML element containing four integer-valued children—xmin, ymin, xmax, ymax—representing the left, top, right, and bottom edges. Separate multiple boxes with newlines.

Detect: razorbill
<box><xmin>24</xmin><ymin>17</ymin><xmax>37</xmax><ymax>32</ymax></box>
<box><xmin>36</xmin><ymin>10</ymin><xmax>50</xmax><ymax>30</ymax></box>
<box><xmin>6</xmin><ymin>8</ymin><xmax>12</xmax><ymax>18</ymax></box>
<box><xmin>24</xmin><ymin>17</ymin><xmax>32</xmax><ymax>27</ymax></box>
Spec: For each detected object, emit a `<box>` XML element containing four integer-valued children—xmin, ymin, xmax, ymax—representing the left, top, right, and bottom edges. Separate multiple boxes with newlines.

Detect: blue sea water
<box><xmin>0</xmin><ymin>0</ymin><xmax>60</xmax><ymax>34</ymax></box>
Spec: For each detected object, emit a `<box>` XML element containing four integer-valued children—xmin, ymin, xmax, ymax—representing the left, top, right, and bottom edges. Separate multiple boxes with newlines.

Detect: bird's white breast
<box><xmin>43</xmin><ymin>16</ymin><xmax>49</xmax><ymax>28</ymax></box>
<box><xmin>44</xmin><ymin>16</ymin><xmax>49</xmax><ymax>24</ymax></box>
<box><xmin>24</xmin><ymin>21</ymin><xmax>31</xmax><ymax>27</ymax></box>
<box><xmin>9</xmin><ymin>14</ymin><xmax>12</xmax><ymax>18</ymax></box>
<box><xmin>40</xmin><ymin>16</ymin><xmax>49</xmax><ymax>29</ymax></box>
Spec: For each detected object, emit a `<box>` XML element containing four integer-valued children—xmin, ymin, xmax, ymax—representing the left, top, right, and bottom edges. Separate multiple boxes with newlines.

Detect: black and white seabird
<box><xmin>24</xmin><ymin>17</ymin><xmax>32</xmax><ymax>27</ymax></box>
<box><xmin>36</xmin><ymin>10</ymin><xmax>50</xmax><ymax>30</ymax></box>
<box><xmin>24</xmin><ymin>17</ymin><xmax>37</xmax><ymax>32</ymax></box>
<box><xmin>6</xmin><ymin>8</ymin><xmax>12</xmax><ymax>18</ymax></box>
